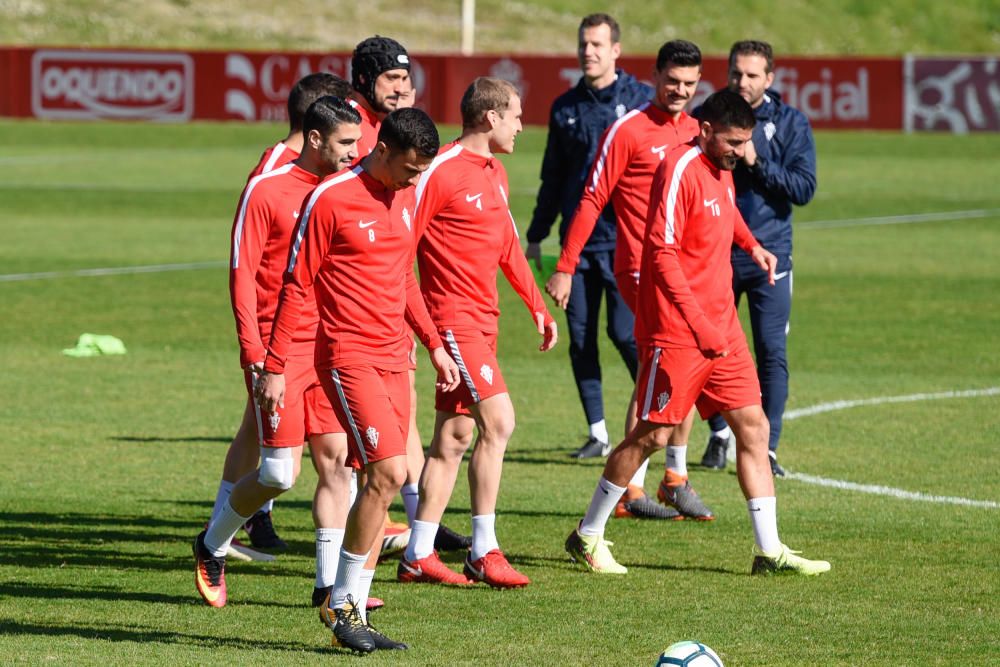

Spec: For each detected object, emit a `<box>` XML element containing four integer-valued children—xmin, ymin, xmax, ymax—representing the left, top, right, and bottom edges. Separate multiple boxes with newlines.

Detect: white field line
<box><xmin>798</xmin><ymin>208</ymin><xmax>1000</xmax><ymax>230</ymax></box>
<box><xmin>0</xmin><ymin>260</ymin><xmax>226</xmax><ymax>283</ymax></box>
<box><xmin>784</xmin><ymin>387</ymin><xmax>1000</xmax><ymax>509</ymax></box>
<box><xmin>3</xmin><ymin>209</ymin><xmax>997</xmax><ymax>283</ymax></box>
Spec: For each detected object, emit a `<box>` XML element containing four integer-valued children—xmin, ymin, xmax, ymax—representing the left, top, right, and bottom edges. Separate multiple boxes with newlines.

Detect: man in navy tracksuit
<box><xmin>700</xmin><ymin>40</ymin><xmax>817</xmax><ymax>476</ymax></box>
<box><xmin>526</xmin><ymin>13</ymin><xmax>652</xmax><ymax>458</ymax></box>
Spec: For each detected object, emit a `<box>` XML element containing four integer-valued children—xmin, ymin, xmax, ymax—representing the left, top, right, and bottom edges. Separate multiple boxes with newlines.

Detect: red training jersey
<box><xmin>557</xmin><ymin>104</ymin><xmax>700</xmax><ymax>277</ymax></box>
<box><xmin>414</xmin><ymin>141</ymin><xmax>554</xmax><ymax>334</ymax></box>
<box><xmin>636</xmin><ymin>142</ymin><xmax>759</xmax><ymax>351</ymax></box>
<box><xmin>264</xmin><ymin>166</ymin><xmax>441</xmax><ymax>374</ymax></box>
<box><xmin>229</xmin><ymin>163</ymin><xmax>320</xmax><ymax>368</ymax></box>
<box><xmin>247</xmin><ymin>141</ymin><xmax>300</xmax><ymax>182</ymax></box>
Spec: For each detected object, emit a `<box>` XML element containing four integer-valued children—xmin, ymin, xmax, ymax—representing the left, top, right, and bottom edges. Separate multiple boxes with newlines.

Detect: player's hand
<box><xmin>742</xmin><ymin>138</ymin><xmax>757</xmax><ymax>166</ymax></box>
<box><xmin>429</xmin><ymin>347</ymin><xmax>460</xmax><ymax>392</ymax></box>
<box><xmin>536</xmin><ymin>313</ymin><xmax>558</xmax><ymax>352</ymax></box>
<box><xmin>545</xmin><ymin>271</ymin><xmax>572</xmax><ymax>310</ymax></box>
<box><xmin>750</xmin><ymin>245</ymin><xmax>778</xmax><ymax>285</ymax></box>
<box><xmin>408</xmin><ymin>338</ymin><xmax>418</xmax><ymax>367</ymax></box>
<box><xmin>254</xmin><ymin>371</ymin><xmax>286</xmax><ymax>413</ymax></box>
<box><xmin>525</xmin><ymin>242</ymin><xmax>543</xmax><ymax>271</ymax></box>
<box><xmin>692</xmin><ymin>320</ymin><xmax>729</xmax><ymax>359</ymax></box>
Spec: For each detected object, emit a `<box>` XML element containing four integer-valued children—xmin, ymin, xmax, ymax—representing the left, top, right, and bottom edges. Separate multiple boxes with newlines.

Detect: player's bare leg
<box><xmin>723</xmin><ymin>404</ymin><xmax>829</xmax><ymax>575</ymax></box>
<box><xmin>567</xmin><ymin>420</ymin><xmax>674</xmax><ymax>573</ymax></box>
<box><xmin>310</xmin><ymin>431</ymin><xmax>352</xmax><ymax>607</ymax></box>
<box><xmin>397</xmin><ymin>411</ymin><xmax>476</xmax><ymax>585</ymax></box>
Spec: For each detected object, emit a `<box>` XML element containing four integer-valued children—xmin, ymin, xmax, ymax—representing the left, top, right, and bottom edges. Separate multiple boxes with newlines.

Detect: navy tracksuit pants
<box><xmin>708</xmin><ymin>255</ymin><xmax>793</xmax><ymax>453</ymax></box>
<box><xmin>565</xmin><ymin>249</ymin><xmax>638</xmax><ymax>426</ymax></box>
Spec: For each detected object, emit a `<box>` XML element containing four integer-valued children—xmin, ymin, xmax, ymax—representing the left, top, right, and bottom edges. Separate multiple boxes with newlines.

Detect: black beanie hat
<box><xmin>352</xmin><ymin>36</ymin><xmax>410</xmax><ymax>106</ymax></box>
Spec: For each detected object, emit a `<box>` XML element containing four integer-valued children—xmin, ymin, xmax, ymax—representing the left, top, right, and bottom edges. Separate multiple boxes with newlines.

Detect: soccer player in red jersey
<box><xmin>546</xmin><ymin>40</ymin><xmax>712</xmax><ymax>521</ymax></box>
<box><xmin>348</xmin><ymin>36</ymin><xmax>414</xmax><ymax>156</ymax></box>
<box><xmin>348</xmin><ymin>36</ymin><xmax>473</xmax><ymax>554</ymax></box>
<box><xmin>256</xmin><ymin>108</ymin><xmax>460</xmax><ymax>653</ymax></box>
<box><xmin>194</xmin><ymin>96</ymin><xmax>363</xmax><ymax>610</ymax></box>
<box><xmin>565</xmin><ymin>90</ymin><xmax>829</xmax><ymax>577</ymax></box>
<box><xmin>206</xmin><ymin>73</ymin><xmax>354</xmax><ymax>563</ymax></box>
<box><xmin>247</xmin><ymin>73</ymin><xmax>353</xmax><ymax>181</ymax></box>
<box><xmin>395</xmin><ymin>78</ymin><xmax>558</xmax><ymax>589</ymax></box>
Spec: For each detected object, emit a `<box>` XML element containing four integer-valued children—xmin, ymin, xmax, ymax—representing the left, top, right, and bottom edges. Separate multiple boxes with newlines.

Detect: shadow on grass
<box><xmin>0</xmin><ymin>581</ymin><xmax>304</xmax><ymax>609</ymax></box>
<box><xmin>0</xmin><ymin>619</ymin><xmax>336</xmax><ymax>655</ymax></box>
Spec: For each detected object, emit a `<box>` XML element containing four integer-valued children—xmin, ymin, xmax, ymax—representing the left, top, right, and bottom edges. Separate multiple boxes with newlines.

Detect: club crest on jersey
<box><xmin>401</xmin><ymin>206</ymin><xmax>411</xmax><ymax>231</ymax></box>
<box><xmin>269</xmin><ymin>412</ymin><xmax>281</xmax><ymax>431</ymax></box>
<box><xmin>615</xmin><ymin>103</ymin><xmax>626</xmax><ymax>118</ymax></box>
<box><xmin>479</xmin><ymin>364</ymin><xmax>494</xmax><ymax>385</ymax></box>
<box><xmin>657</xmin><ymin>391</ymin><xmax>670</xmax><ymax>412</ymax></box>
<box><xmin>365</xmin><ymin>425</ymin><xmax>379</xmax><ymax>448</ymax></box>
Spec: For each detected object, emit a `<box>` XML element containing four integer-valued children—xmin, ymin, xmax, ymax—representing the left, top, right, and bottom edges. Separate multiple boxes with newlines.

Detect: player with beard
<box><xmin>564</xmin><ymin>90</ymin><xmax>830</xmax><ymax>578</ymax></box>
<box><xmin>194</xmin><ymin>96</ymin><xmax>363</xmax><ymax>609</ymax></box>
<box><xmin>545</xmin><ymin>40</ymin><xmax>711</xmax><ymax>522</ymax></box>
<box><xmin>206</xmin><ymin>73</ymin><xmax>353</xmax><ymax>562</ymax></box>
<box><xmin>257</xmin><ymin>109</ymin><xmax>460</xmax><ymax>653</ymax></box>
<box><xmin>349</xmin><ymin>35</ymin><xmax>473</xmax><ymax>555</ymax></box>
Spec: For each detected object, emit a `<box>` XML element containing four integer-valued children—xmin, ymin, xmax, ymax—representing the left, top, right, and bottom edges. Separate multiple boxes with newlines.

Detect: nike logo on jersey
<box><xmin>773</xmin><ymin>271</ymin><xmax>790</xmax><ymax>280</ymax></box>
<box><xmin>703</xmin><ymin>198</ymin><xmax>718</xmax><ymax>207</ymax></box>
<box><xmin>466</xmin><ymin>192</ymin><xmax>483</xmax><ymax>211</ymax></box>
<box><xmin>704</xmin><ymin>198</ymin><xmax>721</xmax><ymax>216</ymax></box>
<box><xmin>651</xmin><ymin>144</ymin><xmax>669</xmax><ymax>159</ymax></box>
<box><xmin>358</xmin><ymin>220</ymin><xmax>377</xmax><ymax>228</ymax></box>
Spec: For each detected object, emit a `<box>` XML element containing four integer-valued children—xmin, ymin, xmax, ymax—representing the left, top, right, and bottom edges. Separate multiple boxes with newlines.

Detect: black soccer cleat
<box><xmin>434</xmin><ymin>523</ymin><xmax>472</xmax><ymax>552</ymax></box>
<box><xmin>700</xmin><ymin>433</ymin><xmax>730</xmax><ymax>470</ymax></box>
<box><xmin>320</xmin><ymin>594</ymin><xmax>375</xmax><ymax>654</ymax></box>
<box><xmin>365</xmin><ymin>621</ymin><xmax>408</xmax><ymax>650</ymax></box>
<box><xmin>570</xmin><ymin>436</ymin><xmax>611</xmax><ymax>459</ymax></box>
<box><xmin>243</xmin><ymin>510</ymin><xmax>287</xmax><ymax>551</ymax></box>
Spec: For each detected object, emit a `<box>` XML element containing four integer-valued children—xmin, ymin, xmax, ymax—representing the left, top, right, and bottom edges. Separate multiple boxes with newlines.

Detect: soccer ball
<box><xmin>655</xmin><ymin>641</ymin><xmax>724</xmax><ymax>666</ymax></box>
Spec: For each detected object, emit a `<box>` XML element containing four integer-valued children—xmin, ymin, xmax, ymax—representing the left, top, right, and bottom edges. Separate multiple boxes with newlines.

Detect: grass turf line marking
<box><xmin>798</xmin><ymin>208</ymin><xmax>1000</xmax><ymax>230</ymax></box>
<box><xmin>0</xmin><ymin>261</ymin><xmax>226</xmax><ymax>283</ymax></box>
<box><xmin>784</xmin><ymin>387</ymin><xmax>1000</xmax><ymax>509</ymax></box>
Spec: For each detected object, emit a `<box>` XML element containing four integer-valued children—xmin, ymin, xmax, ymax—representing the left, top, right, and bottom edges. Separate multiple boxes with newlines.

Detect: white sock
<box><xmin>405</xmin><ymin>519</ymin><xmax>438</xmax><ymax>562</ymax></box>
<box><xmin>259</xmin><ymin>498</ymin><xmax>274</xmax><ymax>514</ymax></box>
<box><xmin>331</xmin><ymin>548</ymin><xmax>369</xmax><ymax>609</ymax></box>
<box><xmin>579</xmin><ymin>477</ymin><xmax>626</xmax><ymax>537</ymax></box>
<box><xmin>747</xmin><ymin>496</ymin><xmax>781</xmax><ymax>554</ymax></box>
<box><xmin>400</xmin><ymin>483</ymin><xmax>420</xmax><ymax>525</ymax></box>
<box><xmin>209</xmin><ymin>480</ymin><xmax>235</xmax><ymax>524</ymax></box>
<box><xmin>348</xmin><ymin>471</ymin><xmax>358</xmax><ymax>507</ymax></box>
<box><xmin>315</xmin><ymin>527</ymin><xmax>345</xmax><ymax>588</ymax></box>
<box><xmin>589</xmin><ymin>420</ymin><xmax>608</xmax><ymax>444</ymax></box>
<box><xmin>470</xmin><ymin>514</ymin><xmax>499</xmax><ymax>561</ymax></box>
<box><xmin>356</xmin><ymin>568</ymin><xmax>375</xmax><ymax>624</ymax></box>
<box><xmin>713</xmin><ymin>425</ymin><xmax>732</xmax><ymax>440</ymax></box>
<box><xmin>666</xmin><ymin>445</ymin><xmax>688</xmax><ymax>477</ymax></box>
<box><xmin>628</xmin><ymin>458</ymin><xmax>649</xmax><ymax>488</ymax></box>
<box><xmin>204</xmin><ymin>501</ymin><xmax>251</xmax><ymax>557</ymax></box>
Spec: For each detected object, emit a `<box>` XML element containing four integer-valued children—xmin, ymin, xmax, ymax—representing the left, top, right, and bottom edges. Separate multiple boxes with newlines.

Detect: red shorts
<box><xmin>635</xmin><ymin>343</ymin><xmax>761</xmax><ymax>424</ymax></box>
<box><xmin>319</xmin><ymin>365</ymin><xmax>409</xmax><ymax>469</ymax></box>
<box><xmin>436</xmin><ymin>329</ymin><xmax>508</xmax><ymax>414</ymax></box>
<box><xmin>245</xmin><ymin>355</ymin><xmax>342</xmax><ymax>447</ymax></box>
<box><xmin>615</xmin><ymin>271</ymin><xmax>640</xmax><ymax>314</ymax></box>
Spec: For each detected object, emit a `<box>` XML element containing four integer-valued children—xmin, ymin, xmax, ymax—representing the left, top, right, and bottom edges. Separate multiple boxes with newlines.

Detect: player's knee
<box><xmin>482</xmin><ymin>413</ymin><xmax>515</xmax><ymax>445</ymax></box>
<box><xmin>366</xmin><ymin>458</ymin><xmax>407</xmax><ymax>498</ymax></box>
<box><xmin>258</xmin><ymin>448</ymin><xmax>296</xmax><ymax>490</ymax></box>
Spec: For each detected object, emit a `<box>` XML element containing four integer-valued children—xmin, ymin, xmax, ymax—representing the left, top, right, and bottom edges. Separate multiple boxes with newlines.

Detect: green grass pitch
<box><xmin>0</xmin><ymin>120</ymin><xmax>998</xmax><ymax>665</ymax></box>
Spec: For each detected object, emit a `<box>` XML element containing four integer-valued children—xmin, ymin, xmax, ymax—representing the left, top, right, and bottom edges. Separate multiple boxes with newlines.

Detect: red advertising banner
<box><xmin>0</xmin><ymin>45</ymin><xmax>991</xmax><ymax>132</ymax></box>
<box><xmin>905</xmin><ymin>56</ymin><xmax>1000</xmax><ymax>132</ymax></box>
